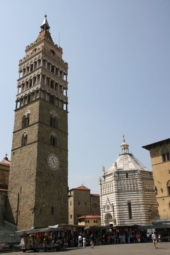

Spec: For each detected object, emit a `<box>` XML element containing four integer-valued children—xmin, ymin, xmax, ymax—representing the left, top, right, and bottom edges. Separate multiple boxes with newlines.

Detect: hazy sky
<box><xmin>0</xmin><ymin>0</ymin><xmax>170</xmax><ymax>193</ymax></box>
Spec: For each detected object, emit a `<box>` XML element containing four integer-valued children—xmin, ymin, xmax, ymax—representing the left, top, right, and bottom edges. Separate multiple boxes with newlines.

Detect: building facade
<box><xmin>68</xmin><ymin>185</ymin><xmax>100</xmax><ymax>225</ymax></box>
<box><xmin>0</xmin><ymin>154</ymin><xmax>10</xmax><ymax>196</ymax></box>
<box><xmin>143</xmin><ymin>138</ymin><xmax>170</xmax><ymax>220</ymax></box>
<box><xmin>0</xmin><ymin>155</ymin><xmax>10</xmax><ymax>226</ymax></box>
<box><xmin>0</xmin><ymin>194</ymin><xmax>6</xmax><ymax>226</ymax></box>
<box><xmin>6</xmin><ymin>16</ymin><xmax>68</xmax><ymax>229</ymax></box>
<box><xmin>99</xmin><ymin>138</ymin><xmax>159</xmax><ymax>226</ymax></box>
<box><xmin>77</xmin><ymin>215</ymin><xmax>101</xmax><ymax>226</ymax></box>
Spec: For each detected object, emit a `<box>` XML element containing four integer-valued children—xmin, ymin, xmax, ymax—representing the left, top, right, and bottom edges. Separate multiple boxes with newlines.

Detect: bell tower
<box><xmin>6</xmin><ymin>16</ymin><xmax>68</xmax><ymax>229</ymax></box>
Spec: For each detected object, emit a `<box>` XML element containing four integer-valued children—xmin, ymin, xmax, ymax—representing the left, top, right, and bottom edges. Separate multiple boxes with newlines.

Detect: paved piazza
<box><xmin>1</xmin><ymin>243</ymin><xmax>170</xmax><ymax>255</ymax></box>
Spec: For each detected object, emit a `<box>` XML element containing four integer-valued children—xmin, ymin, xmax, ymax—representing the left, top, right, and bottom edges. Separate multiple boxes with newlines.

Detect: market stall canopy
<box><xmin>16</xmin><ymin>224</ymin><xmax>81</xmax><ymax>236</ymax></box>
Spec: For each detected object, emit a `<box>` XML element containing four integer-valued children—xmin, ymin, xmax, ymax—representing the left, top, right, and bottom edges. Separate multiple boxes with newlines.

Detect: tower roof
<box><xmin>37</xmin><ymin>15</ymin><xmax>53</xmax><ymax>43</ymax></box>
<box><xmin>75</xmin><ymin>185</ymin><xmax>90</xmax><ymax>190</ymax></box>
<box><xmin>106</xmin><ymin>138</ymin><xmax>148</xmax><ymax>174</ymax></box>
<box><xmin>0</xmin><ymin>154</ymin><xmax>10</xmax><ymax>167</ymax></box>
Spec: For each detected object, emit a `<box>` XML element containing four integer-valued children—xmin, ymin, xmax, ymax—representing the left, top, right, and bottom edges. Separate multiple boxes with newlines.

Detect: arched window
<box><xmin>50</xmin><ymin>49</ymin><xmax>55</xmax><ymax>56</ymax></box>
<box><xmin>21</xmin><ymin>132</ymin><xmax>27</xmax><ymax>146</ymax></box>
<box><xmin>128</xmin><ymin>202</ymin><xmax>132</xmax><ymax>219</ymax></box>
<box><xmin>104</xmin><ymin>213</ymin><xmax>112</xmax><ymax>225</ymax></box>
<box><xmin>50</xmin><ymin>131</ymin><xmax>57</xmax><ymax>146</ymax></box>
<box><xmin>22</xmin><ymin>114</ymin><xmax>29</xmax><ymax>128</ymax></box>
<box><xmin>22</xmin><ymin>110</ymin><xmax>30</xmax><ymax>128</ymax></box>
<box><xmin>167</xmin><ymin>181</ymin><xmax>170</xmax><ymax>195</ymax></box>
<box><xmin>50</xmin><ymin>116</ymin><xmax>57</xmax><ymax>128</ymax></box>
<box><xmin>50</xmin><ymin>110</ymin><xmax>58</xmax><ymax>128</ymax></box>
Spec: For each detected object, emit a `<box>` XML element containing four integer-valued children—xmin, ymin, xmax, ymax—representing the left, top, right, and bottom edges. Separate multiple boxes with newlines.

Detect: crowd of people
<box><xmin>18</xmin><ymin>227</ymin><xmax>170</xmax><ymax>251</ymax></box>
<box><xmin>72</xmin><ymin>229</ymin><xmax>170</xmax><ymax>249</ymax></box>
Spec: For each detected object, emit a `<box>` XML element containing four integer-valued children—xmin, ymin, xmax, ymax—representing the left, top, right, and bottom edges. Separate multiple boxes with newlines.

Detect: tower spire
<box><xmin>37</xmin><ymin>15</ymin><xmax>53</xmax><ymax>43</ymax></box>
<box><xmin>41</xmin><ymin>14</ymin><xmax>50</xmax><ymax>31</ymax></box>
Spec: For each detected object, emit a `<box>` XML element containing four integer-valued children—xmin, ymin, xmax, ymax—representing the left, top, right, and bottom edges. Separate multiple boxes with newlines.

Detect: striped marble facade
<box><xmin>99</xmin><ymin>138</ymin><xmax>159</xmax><ymax>226</ymax></box>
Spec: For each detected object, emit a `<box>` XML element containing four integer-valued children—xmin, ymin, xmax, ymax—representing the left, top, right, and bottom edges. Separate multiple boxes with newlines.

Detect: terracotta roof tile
<box><xmin>77</xmin><ymin>215</ymin><xmax>101</xmax><ymax>219</ymax></box>
<box><xmin>91</xmin><ymin>194</ymin><xmax>99</xmax><ymax>196</ymax></box>
<box><xmin>0</xmin><ymin>162</ymin><xmax>10</xmax><ymax>167</ymax></box>
<box><xmin>75</xmin><ymin>185</ymin><xmax>90</xmax><ymax>190</ymax></box>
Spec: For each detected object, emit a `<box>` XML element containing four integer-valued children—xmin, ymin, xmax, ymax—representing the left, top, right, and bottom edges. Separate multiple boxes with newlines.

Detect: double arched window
<box><xmin>22</xmin><ymin>110</ymin><xmax>30</xmax><ymax>128</ymax></box>
<box><xmin>50</xmin><ymin>110</ymin><xmax>58</xmax><ymax>128</ymax></box>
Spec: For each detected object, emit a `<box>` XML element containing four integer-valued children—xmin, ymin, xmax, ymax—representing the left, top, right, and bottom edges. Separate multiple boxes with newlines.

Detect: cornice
<box><xmin>41</xmin><ymin>68</ymin><xmax>68</xmax><ymax>88</ymax></box>
<box><xmin>42</xmin><ymin>49</ymin><xmax>68</xmax><ymax>70</ymax></box>
<box><xmin>18</xmin><ymin>68</ymin><xmax>41</xmax><ymax>84</ymax></box>
<box><xmin>16</xmin><ymin>84</ymin><xmax>68</xmax><ymax>103</ymax></box>
<box><xmin>19</xmin><ymin>48</ymin><xmax>43</xmax><ymax>66</ymax></box>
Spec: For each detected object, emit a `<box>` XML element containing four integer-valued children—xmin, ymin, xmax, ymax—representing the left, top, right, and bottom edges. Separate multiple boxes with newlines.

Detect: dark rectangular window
<box><xmin>47</xmin><ymin>63</ymin><xmax>50</xmax><ymax>70</ymax></box>
<box><xmin>28</xmin><ymin>95</ymin><xmax>31</xmax><ymax>103</ymax></box>
<box><xmin>51</xmin><ymin>206</ymin><xmax>54</xmax><ymax>215</ymax></box>
<box><xmin>126</xmin><ymin>173</ymin><xmax>128</xmax><ymax>178</ymax></box>
<box><xmin>49</xmin><ymin>96</ymin><xmax>55</xmax><ymax>104</ymax></box>
<box><xmin>50</xmin><ymin>137</ymin><xmax>56</xmax><ymax>146</ymax></box>
<box><xmin>51</xmin><ymin>65</ymin><xmax>54</xmax><ymax>73</ymax></box>
<box><xmin>168</xmin><ymin>186</ymin><xmax>170</xmax><ymax>196</ymax></box>
<box><xmin>50</xmin><ymin>117</ymin><xmax>57</xmax><ymax>128</ymax></box>
<box><xmin>162</xmin><ymin>154</ymin><xmax>166</xmax><ymax>162</ymax></box>
<box><xmin>167</xmin><ymin>153</ymin><xmax>170</xmax><ymax>161</ymax></box>
<box><xmin>128</xmin><ymin>202</ymin><xmax>132</xmax><ymax>219</ymax></box>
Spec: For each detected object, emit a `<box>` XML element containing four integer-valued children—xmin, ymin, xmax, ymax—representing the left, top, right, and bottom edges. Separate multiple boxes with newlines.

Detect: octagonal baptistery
<box><xmin>99</xmin><ymin>137</ymin><xmax>159</xmax><ymax>226</ymax></box>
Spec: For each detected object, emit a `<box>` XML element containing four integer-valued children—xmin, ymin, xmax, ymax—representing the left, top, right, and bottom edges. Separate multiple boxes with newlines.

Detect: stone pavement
<box><xmin>1</xmin><ymin>243</ymin><xmax>170</xmax><ymax>255</ymax></box>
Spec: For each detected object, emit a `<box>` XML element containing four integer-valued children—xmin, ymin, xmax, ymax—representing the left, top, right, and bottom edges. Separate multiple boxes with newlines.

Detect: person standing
<box><xmin>158</xmin><ymin>234</ymin><xmax>161</xmax><ymax>242</ymax></box>
<box><xmin>78</xmin><ymin>235</ymin><xmax>82</xmax><ymax>248</ymax></box>
<box><xmin>82</xmin><ymin>236</ymin><xmax>86</xmax><ymax>248</ymax></box>
<box><xmin>152</xmin><ymin>232</ymin><xmax>158</xmax><ymax>249</ymax></box>
<box><xmin>127</xmin><ymin>231</ymin><xmax>131</xmax><ymax>244</ymax></box>
<box><xmin>90</xmin><ymin>234</ymin><xmax>94</xmax><ymax>248</ymax></box>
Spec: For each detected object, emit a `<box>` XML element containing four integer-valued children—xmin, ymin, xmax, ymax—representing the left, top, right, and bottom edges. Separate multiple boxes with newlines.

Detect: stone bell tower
<box><xmin>6</xmin><ymin>16</ymin><xmax>68</xmax><ymax>229</ymax></box>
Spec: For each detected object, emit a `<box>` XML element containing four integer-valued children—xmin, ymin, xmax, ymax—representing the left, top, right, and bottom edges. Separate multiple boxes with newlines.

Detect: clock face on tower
<box><xmin>47</xmin><ymin>154</ymin><xmax>59</xmax><ymax>170</ymax></box>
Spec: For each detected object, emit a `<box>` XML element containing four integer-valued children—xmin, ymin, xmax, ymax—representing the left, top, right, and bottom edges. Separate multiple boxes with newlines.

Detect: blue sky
<box><xmin>0</xmin><ymin>0</ymin><xmax>170</xmax><ymax>193</ymax></box>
